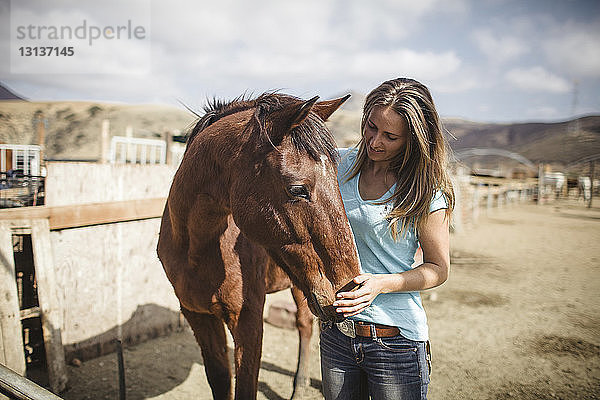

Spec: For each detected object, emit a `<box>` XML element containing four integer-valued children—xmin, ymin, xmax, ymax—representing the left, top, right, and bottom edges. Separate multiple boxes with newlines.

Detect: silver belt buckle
<box><xmin>336</xmin><ymin>319</ymin><xmax>356</xmax><ymax>338</ymax></box>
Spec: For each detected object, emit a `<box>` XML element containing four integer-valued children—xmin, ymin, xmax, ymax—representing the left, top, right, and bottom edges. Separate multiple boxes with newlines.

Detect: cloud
<box><xmin>542</xmin><ymin>19</ymin><xmax>600</xmax><ymax>78</ymax></box>
<box><xmin>434</xmin><ymin>76</ymin><xmax>481</xmax><ymax>94</ymax></box>
<box><xmin>471</xmin><ymin>29</ymin><xmax>529</xmax><ymax>64</ymax></box>
<box><xmin>147</xmin><ymin>1</ymin><xmax>467</xmax><ymax>96</ymax></box>
<box><xmin>505</xmin><ymin>66</ymin><xmax>570</xmax><ymax>93</ymax></box>
<box><xmin>348</xmin><ymin>49</ymin><xmax>462</xmax><ymax>82</ymax></box>
<box><xmin>150</xmin><ymin>0</ymin><xmax>447</xmax><ymax>55</ymax></box>
<box><xmin>7</xmin><ymin>2</ymin><xmax>151</xmax><ymax>74</ymax></box>
<box><xmin>167</xmin><ymin>47</ymin><xmax>463</xmax><ymax>97</ymax></box>
<box><xmin>2</xmin><ymin>0</ymin><xmax>597</xmax><ymax>123</ymax></box>
<box><xmin>2</xmin><ymin>0</ymin><xmax>470</xmax><ymax>104</ymax></box>
<box><xmin>525</xmin><ymin>105</ymin><xmax>559</xmax><ymax>119</ymax></box>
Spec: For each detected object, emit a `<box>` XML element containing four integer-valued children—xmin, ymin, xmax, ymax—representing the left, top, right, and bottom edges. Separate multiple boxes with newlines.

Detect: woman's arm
<box><xmin>333</xmin><ymin>209</ymin><xmax>450</xmax><ymax>318</ymax></box>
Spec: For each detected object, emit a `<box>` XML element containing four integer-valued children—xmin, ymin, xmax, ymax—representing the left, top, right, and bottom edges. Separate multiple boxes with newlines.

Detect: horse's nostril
<box><xmin>308</xmin><ymin>292</ymin><xmax>325</xmax><ymax>319</ymax></box>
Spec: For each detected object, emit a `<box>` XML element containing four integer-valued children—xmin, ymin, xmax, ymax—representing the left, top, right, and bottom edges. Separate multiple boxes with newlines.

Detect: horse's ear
<box><xmin>313</xmin><ymin>94</ymin><xmax>351</xmax><ymax>121</ymax></box>
<box><xmin>290</xmin><ymin>95</ymin><xmax>320</xmax><ymax>129</ymax></box>
<box><xmin>270</xmin><ymin>96</ymin><xmax>320</xmax><ymax>142</ymax></box>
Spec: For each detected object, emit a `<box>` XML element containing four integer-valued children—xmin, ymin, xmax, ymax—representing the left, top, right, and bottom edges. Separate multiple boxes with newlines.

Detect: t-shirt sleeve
<box><xmin>429</xmin><ymin>190</ymin><xmax>449</xmax><ymax>213</ymax></box>
<box><xmin>337</xmin><ymin>147</ymin><xmax>351</xmax><ymax>161</ymax></box>
<box><xmin>336</xmin><ymin>148</ymin><xmax>356</xmax><ymax>175</ymax></box>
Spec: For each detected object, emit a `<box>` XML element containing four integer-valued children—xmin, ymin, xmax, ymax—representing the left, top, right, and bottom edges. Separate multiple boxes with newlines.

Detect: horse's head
<box><xmin>229</xmin><ymin>94</ymin><xmax>360</xmax><ymax>322</ymax></box>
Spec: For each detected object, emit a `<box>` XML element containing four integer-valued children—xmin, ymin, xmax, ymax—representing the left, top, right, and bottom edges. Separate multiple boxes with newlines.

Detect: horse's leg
<box><xmin>181</xmin><ymin>306</ymin><xmax>232</xmax><ymax>400</ymax></box>
<box><xmin>290</xmin><ymin>286</ymin><xmax>314</xmax><ymax>399</ymax></box>
<box><xmin>228</xmin><ymin>297</ymin><xmax>265</xmax><ymax>400</ymax></box>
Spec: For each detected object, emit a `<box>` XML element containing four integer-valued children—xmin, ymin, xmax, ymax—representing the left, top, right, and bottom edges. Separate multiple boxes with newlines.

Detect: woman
<box><xmin>320</xmin><ymin>78</ymin><xmax>454</xmax><ymax>400</ymax></box>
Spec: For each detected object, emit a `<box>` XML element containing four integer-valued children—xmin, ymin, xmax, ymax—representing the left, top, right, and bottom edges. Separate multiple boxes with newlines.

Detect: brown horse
<box><xmin>157</xmin><ymin>93</ymin><xmax>361</xmax><ymax>400</ymax></box>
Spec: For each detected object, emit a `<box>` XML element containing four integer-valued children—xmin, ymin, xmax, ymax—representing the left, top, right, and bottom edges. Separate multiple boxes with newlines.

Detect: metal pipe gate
<box><xmin>0</xmin><ymin>363</ymin><xmax>62</xmax><ymax>400</ymax></box>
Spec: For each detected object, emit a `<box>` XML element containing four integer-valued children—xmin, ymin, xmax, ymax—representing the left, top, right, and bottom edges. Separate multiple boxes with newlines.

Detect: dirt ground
<box><xmin>60</xmin><ymin>200</ymin><xmax>600</xmax><ymax>400</ymax></box>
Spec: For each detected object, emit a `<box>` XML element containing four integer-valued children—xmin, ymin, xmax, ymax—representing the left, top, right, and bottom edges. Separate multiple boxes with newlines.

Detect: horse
<box><xmin>157</xmin><ymin>92</ymin><xmax>361</xmax><ymax>400</ymax></box>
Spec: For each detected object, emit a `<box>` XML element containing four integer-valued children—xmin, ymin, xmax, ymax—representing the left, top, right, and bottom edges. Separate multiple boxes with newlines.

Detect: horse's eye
<box><xmin>287</xmin><ymin>185</ymin><xmax>311</xmax><ymax>201</ymax></box>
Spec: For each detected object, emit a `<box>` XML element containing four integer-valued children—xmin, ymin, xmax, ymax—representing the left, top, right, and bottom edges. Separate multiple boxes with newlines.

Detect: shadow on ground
<box><xmin>61</xmin><ymin>316</ymin><xmax>317</xmax><ymax>400</ymax></box>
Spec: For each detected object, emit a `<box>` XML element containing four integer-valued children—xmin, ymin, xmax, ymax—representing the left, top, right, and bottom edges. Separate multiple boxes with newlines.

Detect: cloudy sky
<box><xmin>1</xmin><ymin>0</ymin><xmax>599</xmax><ymax>123</ymax></box>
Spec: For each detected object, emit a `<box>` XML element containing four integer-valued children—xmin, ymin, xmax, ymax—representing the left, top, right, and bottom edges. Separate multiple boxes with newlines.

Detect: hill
<box><xmin>0</xmin><ymin>83</ymin><xmax>26</xmax><ymax>101</ymax></box>
<box><xmin>0</xmin><ymin>101</ymin><xmax>196</xmax><ymax>160</ymax></box>
<box><xmin>443</xmin><ymin>117</ymin><xmax>600</xmax><ymax>165</ymax></box>
<box><xmin>327</xmin><ymin>92</ymin><xmax>599</xmax><ymax>166</ymax></box>
<box><xmin>0</xmin><ymin>97</ymin><xmax>597</xmax><ymax>166</ymax></box>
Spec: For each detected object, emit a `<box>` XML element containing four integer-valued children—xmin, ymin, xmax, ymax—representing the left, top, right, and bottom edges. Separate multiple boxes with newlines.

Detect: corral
<box><xmin>0</xmin><ymin>156</ymin><xmax>540</xmax><ymax>394</ymax></box>
<box><xmin>0</xmin><ymin>161</ymin><xmax>181</xmax><ymax>394</ymax></box>
<box><xmin>59</xmin><ymin>200</ymin><xmax>600</xmax><ymax>400</ymax></box>
<box><xmin>0</xmin><ymin>136</ymin><xmax>595</xmax><ymax>399</ymax></box>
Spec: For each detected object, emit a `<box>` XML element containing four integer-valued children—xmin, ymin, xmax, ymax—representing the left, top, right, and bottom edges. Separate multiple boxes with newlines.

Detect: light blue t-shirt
<box><xmin>337</xmin><ymin>148</ymin><xmax>448</xmax><ymax>341</ymax></box>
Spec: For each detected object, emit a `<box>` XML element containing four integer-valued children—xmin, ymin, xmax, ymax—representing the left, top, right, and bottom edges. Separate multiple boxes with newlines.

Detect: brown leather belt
<box><xmin>354</xmin><ymin>321</ymin><xmax>400</xmax><ymax>338</ymax></box>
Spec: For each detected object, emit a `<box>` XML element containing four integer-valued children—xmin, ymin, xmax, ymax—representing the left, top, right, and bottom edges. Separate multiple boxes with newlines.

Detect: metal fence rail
<box><xmin>109</xmin><ymin>136</ymin><xmax>166</xmax><ymax>164</ymax></box>
<box><xmin>0</xmin><ymin>364</ymin><xmax>62</xmax><ymax>400</ymax></box>
<box><xmin>0</xmin><ymin>173</ymin><xmax>45</xmax><ymax>208</ymax></box>
<box><xmin>0</xmin><ymin>145</ymin><xmax>41</xmax><ymax>176</ymax></box>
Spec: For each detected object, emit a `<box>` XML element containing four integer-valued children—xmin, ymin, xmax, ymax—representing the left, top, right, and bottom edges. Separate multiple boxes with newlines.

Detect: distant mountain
<box><xmin>0</xmin><ymin>95</ymin><xmax>597</xmax><ymax>167</ymax></box>
<box><xmin>0</xmin><ymin>83</ymin><xmax>26</xmax><ymax>101</ymax></box>
<box><xmin>336</xmin><ymin>90</ymin><xmax>366</xmax><ymax>113</ymax></box>
<box><xmin>328</xmin><ymin>92</ymin><xmax>598</xmax><ymax>166</ymax></box>
<box><xmin>0</xmin><ymin>100</ymin><xmax>195</xmax><ymax>160</ymax></box>
<box><xmin>443</xmin><ymin>116</ymin><xmax>600</xmax><ymax>165</ymax></box>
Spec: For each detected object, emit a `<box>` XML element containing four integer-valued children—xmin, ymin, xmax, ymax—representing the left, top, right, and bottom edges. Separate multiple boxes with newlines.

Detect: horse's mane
<box><xmin>185</xmin><ymin>93</ymin><xmax>338</xmax><ymax>163</ymax></box>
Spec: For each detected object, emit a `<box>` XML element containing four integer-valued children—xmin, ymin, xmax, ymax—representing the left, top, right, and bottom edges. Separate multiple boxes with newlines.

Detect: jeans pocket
<box><xmin>375</xmin><ymin>335</ymin><xmax>418</xmax><ymax>353</ymax></box>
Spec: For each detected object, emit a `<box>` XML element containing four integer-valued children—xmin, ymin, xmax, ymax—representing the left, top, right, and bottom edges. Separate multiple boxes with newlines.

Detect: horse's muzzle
<box><xmin>307</xmin><ymin>292</ymin><xmax>345</xmax><ymax>322</ymax></box>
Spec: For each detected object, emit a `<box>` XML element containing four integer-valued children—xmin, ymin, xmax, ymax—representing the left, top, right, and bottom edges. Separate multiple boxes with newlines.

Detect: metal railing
<box><xmin>0</xmin><ymin>172</ymin><xmax>44</xmax><ymax>208</ymax></box>
<box><xmin>109</xmin><ymin>136</ymin><xmax>166</xmax><ymax>164</ymax></box>
<box><xmin>0</xmin><ymin>363</ymin><xmax>62</xmax><ymax>400</ymax></box>
<box><xmin>0</xmin><ymin>145</ymin><xmax>41</xmax><ymax>177</ymax></box>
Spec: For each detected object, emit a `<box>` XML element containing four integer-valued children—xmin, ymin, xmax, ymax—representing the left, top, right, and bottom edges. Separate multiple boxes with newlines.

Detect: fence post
<box><xmin>101</xmin><ymin>120</ymin><xmax>110</xmax><ymax>164</ymax></box>
<box><xmin>589</xmin><ymin>161</ymin><xmax>595</xmax><ymax>208</ymax></box>
<box><xmin>164</xmin><ymin>131</ymin><xmax>172</xmax><ymax>166</ymax></box>
<box><xmin>35</xmin><ymin>112</ymin><xmax>45</xmax><ymax>165</ymax></box>
<box><xmin>472</xmin><ymin>184</ymin><xmax>480</xmax><ymax>223</ymax></box>
<box><xmin>0</xmin><ymin>225</ymin><xmax>26</xmax><ymax>381</ymax></box>
<box><xmin>537</xmin><ymin>164</ymin><xmax>544</xmax><ymax>205</ymax></box>
<box><xmin>125</xmin><ymin>127</ymin><xmax>133</xmax><ymax>164</ymax></box>
<box><xmin>31</xmin><ymin>220</ymin><xmax>68</xmax><ymax>393</ymax></box>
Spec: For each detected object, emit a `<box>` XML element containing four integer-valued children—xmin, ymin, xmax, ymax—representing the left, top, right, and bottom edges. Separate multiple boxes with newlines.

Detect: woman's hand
<box><xmin>333</xmin><ymin>274</ymin><xmax>386</xmax><ymax>317</ymax></box>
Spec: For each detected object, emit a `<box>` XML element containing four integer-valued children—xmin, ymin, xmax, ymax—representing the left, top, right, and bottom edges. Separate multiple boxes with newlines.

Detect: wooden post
<box><xmin>589</xmin><ymin>161</ymin><xmax>595</xmax><ymax>208</ymax></box>
<box><xmin>0</xmin><ymin>224</ymin><xmax>26</xmax><ymax>377</ymax></box>
<box><xmin>35</xmin><ymin>112</ymin><xmax>45</xmax><ymax>164</ymax></box>
<box><xmin>125</xmin><ymin>126</ymin><xmax>133</xmax><ymax>164</ymax></box>
<box><xmin>31</xmin><ymin>219</ymin><xmax>68</xmax><ymax>393</ymax></box>
<box><xmin>164</xmin><ymin>131</ymin><xmax>172</xmax><ymax>166</ymax></box>
<box><xmin>537</xmin><ymin>164</ymin><xmax>544</xmax><ymax>205</ymax></box>
<box><xmin>101</xmin><ymin>120</ymin><xmax>110</xmax><ymax>164</ymax></box>
<box><xmin>472</xmin><ymin>184</ymin><xmax>480</xmax><ymax>223</ymax></box>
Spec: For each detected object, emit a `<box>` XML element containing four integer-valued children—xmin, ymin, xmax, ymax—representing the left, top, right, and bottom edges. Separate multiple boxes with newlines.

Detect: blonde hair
<box><xmin>346</xmin><ymin>78</ymin><xmax>455</xmax><ymax>239</ymax></box>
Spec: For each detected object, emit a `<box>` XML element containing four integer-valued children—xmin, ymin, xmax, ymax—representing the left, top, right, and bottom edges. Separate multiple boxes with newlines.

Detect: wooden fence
<box><xmin>0</xmin><ymin>162</ymin><xmax>179</xmax><ymax>394</ymax></box>
<box><xmin>452</xmin><ymin>172</ymin><xmax>538</xmax><ymax>232</ymax></box>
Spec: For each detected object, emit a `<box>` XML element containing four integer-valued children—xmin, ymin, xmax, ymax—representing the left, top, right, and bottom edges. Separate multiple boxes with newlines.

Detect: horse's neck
<box><xmin>168</xmin><ymin>134</ymin><xmax>239</xmax><ymax>244</ymax></box>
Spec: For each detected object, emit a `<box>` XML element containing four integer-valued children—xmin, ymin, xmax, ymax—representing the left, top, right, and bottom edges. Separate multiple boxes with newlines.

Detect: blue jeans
<box><xmin>320</xmin><ymin>322</ymin><xmax>430</xmax><ymax>400</ymax></box>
